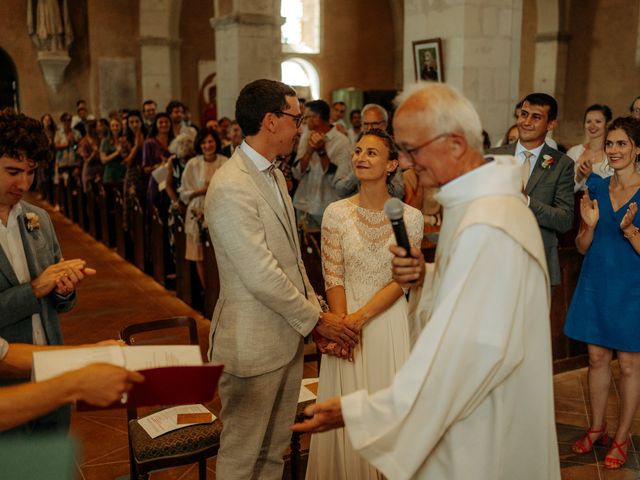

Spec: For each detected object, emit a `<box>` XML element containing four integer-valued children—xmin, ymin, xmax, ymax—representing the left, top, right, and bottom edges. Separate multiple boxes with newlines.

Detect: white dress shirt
<box><xmin>0</xmin><ymin>203</ymin><xmax>47</xmax><ymax>344</ymax></box>
<box><xmin>240</xmin><ymin>141</ymin><xmax>284</xmax><ymax>209</ymax></box>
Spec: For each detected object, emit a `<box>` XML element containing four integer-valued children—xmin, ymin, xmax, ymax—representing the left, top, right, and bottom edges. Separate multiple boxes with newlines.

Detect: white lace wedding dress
<box><xmin>306</xmin><ymin>198</ymin><xmax>424</xmax><ymax>480</ymax></box>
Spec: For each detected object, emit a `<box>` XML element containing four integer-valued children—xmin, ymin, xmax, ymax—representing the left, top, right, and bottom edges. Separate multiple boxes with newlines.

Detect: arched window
<box><xmin>281</xmin><ymin>0</ymin><xmax>320</xmax><ymax>54</ymax></box>
<box><xmin>0</xmin><ymin>49</ymin><xmax>19</xmax><ymax>110</ymax></box>
<box><xmin>281</xmin><ymin>58</ymin><xmax>320</xmax><ymax>100</ymax></box>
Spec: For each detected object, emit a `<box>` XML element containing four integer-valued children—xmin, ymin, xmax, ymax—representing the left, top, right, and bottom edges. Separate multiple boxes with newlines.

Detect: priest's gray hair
<box><xmin>395</xmin><ymin>83</ymin><xmax>483</xmax><ymax>151</ymax></box>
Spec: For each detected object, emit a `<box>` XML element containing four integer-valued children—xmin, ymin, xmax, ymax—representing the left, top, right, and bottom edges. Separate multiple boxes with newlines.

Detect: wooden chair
<box><xmin>120</xmin><ymin>317</ymin><xmax>220</xmax><ymax>480</ymax></box>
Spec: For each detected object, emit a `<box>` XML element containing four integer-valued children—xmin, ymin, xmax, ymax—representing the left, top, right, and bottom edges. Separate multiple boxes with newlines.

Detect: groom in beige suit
<box><xmin>205</xmin><ymin>79</ymin><xmax>358</xmax><ymax>479</ymax></box>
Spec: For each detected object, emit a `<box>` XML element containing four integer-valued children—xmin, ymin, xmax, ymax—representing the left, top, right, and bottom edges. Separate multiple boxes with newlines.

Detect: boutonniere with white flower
<box><xmin>24</xmin><ymin>212</ymin><xmax>40</xmax><ymax>232</ymax></box>
<box><xmin>541</xmin><ymin>155</ymin><xmax>555</xmax><ymax>169</ymax></box>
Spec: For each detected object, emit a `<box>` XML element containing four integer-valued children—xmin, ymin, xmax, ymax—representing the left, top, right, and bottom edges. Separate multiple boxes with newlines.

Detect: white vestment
<box><xmin>340</xmin><ymin>156</ymin><xmax>561</xmax><ymax>480</ymax></box>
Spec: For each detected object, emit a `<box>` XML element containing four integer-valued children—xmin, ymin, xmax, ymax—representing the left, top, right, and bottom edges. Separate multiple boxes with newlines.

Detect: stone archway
<box><xmin>0</xmin><ymin>49</ymin><xmax>20</xmax><ymax>111</ymax></box>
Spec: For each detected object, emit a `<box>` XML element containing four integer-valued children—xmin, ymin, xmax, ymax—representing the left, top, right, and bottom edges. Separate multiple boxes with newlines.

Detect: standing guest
<box><xmin>0</xmin><ymin>108</ymin><xmax>96</xmax><ymax>435</ymax></box>
<box><xmin>100</xmin><ymin>117</ymin><xmax>126</xmax><ymax>187</ymax></box>
<box><xmin>346</xmin><ymin>109</ymin><xmax>362</xmax><ymax>145</ymax></box>
<box><xmin>330</xmin><ymin>101</ymin><xmax>348</xmax><ymax>135</ymax></box>
<box><xmin>72</xmin><ymin>99</ymin><xmax>90</xmax><ymax>137</ymax></box>
<box><xmin>630</xmin><ymin>96</ymin><xmax>640</xmax><ymax>120</ymax></box>
<box><xmin>292</xmin><ymin>100</ymin><xmax>352</xmax><ymax>229</ymax></box>
<box><xmin>77</xmin><ymin>119</ymin><xmax>102</xmax><ymax>192</ymax></box>
<box><xmin>488</xmin><ymin>93</ymin><xmax>574</xmax><ymax>286</ymax></box>
<box><xmin>96</xmin><ymin>118</ymin><xmax>109</xmax><ymax>142</ymax></box>
<box><xmin>165</xmin><ymin>133</ymin><xmax>194</xmax><ymax>255</ymax></box>
<box><xmin>179</xmin><ymin>128</ymin><xmax>227</xmax><ymax>288</ymax></box>
<box><xmin>502</xmin><ymin>123</ymin><xmax>519</xmax><ymax>146</ymax></box>
<box><xmin>121</xmin><ymin>110</ymin><xmax>147</xmax><ymax>232</ymax></box>
<box><xmin>220</xmin><ymin>120</ymin><xmax>243</xmax><ymax>158</ymax></box>
<box><xmin>142</xmin><ymin>100</ymin><xmax>157</xmax><ymax>130</ymax></box>
<box><xmin>564</xmin><ymin>116</ymin><xmax>640</xmax><ymax>470</ymax></box>
<box><xmin>166</xmin><ymin>100</ymin><xmax>193</xmax><ymax>138</ymax></box>
<box><xmin>292</xmin><ymin>82</ymin><xmax>560</xmax><ymax>480</ymax></box>
<box><xmin>567</xmin><ymin>104</ymin><xmax>612</xmax><ymax>192</ymax></box>
<box><xmin>53</xmin><ymin>112</ymin><xmax>79</xmax><ymax>210</ymax></box>
<box><xmin>218</xmin><ymin>116</ymin><xmax>232</xmax><ymax>146</ymax></box>
<box><xmin>306</xmin><ymin>129</ymin><xmax>423</xmax><ymax>479</ymax></box>
<box><xmin>142</xmin><ymin>112</ymin><xmax>173</xmax><ymax>211</ymax></box>
<box><xmin>38</xmin><ymin>114</ymin><xmax>56</xmax><ymax>197</ymax></box>
<box><xmin>204</xmin><ymin>79</ymin><xmax>358</xmax><ymax>480</ymax></box>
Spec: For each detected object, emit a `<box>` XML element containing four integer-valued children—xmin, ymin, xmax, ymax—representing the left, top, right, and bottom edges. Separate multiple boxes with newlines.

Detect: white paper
<box><xmin>137</xmin><ymin>404</ymin><xmax>216</xmax><ymax>439</ymax></box>
<box><xmin>32</xmin><ymin>345</ymin><xmax>125</xmax><ymax>382</ymax></box>
<box><xmin>32</xmin><ymin>345</ymin><xmax>203</xmax><ymax>382</ymax></box>
<box><xmin>298</xmin><ymin>377</ymin><xmax>318</xmax><ymax>403</ymax></box>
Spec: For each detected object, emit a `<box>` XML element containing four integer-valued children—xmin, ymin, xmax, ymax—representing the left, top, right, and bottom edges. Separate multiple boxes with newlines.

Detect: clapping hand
<box><xmin>580</xmin><ymin>189</ymin><xmax>599</xmax><ymax>229</ymax></box>
<box><xmin>620</xmin><ymin>202</ymin><xmax>638</xmax><ymax>232</ymax></box>
<box><xmin>575</xmin><ymin>149</ymin><xmax>595</xmax><ymax>182</ymax></box>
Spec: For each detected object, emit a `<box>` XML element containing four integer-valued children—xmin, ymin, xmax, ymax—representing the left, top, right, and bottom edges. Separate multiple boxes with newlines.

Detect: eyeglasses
<box><xmin>397</xmin><ymin>133</ymin><xmax>450</xmax><ymax>165</ymax></box>
<box><xmin>274</xmin><ymin>110</ymin><xmax>304</xmax><ymax>128</ymax></box>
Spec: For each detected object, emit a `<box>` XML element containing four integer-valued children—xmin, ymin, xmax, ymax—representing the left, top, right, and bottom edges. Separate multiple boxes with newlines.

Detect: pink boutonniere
<box><xmin>541</xmin><ymin>155</ymin><xmax>555</xmax><ymax>169</ymax></box>
<box><xmin>24</xmin><ymin>212</ymin><xmax>40</xmax><ymax>232</ymax></box>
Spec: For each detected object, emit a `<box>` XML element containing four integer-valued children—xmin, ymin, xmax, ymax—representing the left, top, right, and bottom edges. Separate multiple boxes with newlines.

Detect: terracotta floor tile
<box><xmin>560</xmin><ymin>462</ymin><xmax>601</xmax><ymax>480</ymax></box>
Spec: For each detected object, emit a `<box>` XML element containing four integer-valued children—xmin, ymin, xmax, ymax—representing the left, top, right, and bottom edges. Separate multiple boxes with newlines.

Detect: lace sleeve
<box><xmin>406</xmin><ymin>205</ymin><xmax>426</xmax><ymax>249</ymax></box>
<box><xmin>321</xmin><ymin>204</ymin><xmax>344</xmax><ymax>290</ymax></box>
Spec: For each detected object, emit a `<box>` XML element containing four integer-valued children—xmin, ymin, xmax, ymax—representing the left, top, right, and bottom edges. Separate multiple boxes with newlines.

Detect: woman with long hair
<box><xmin>306</xmin><ymin>129</ymin><xmax>423</xmax><ymax>479</ymax></box>
<box><xmin>568</xmin><ymin>104</ymin><xmax>613</xmax><ymax>192</ymax></box>
<box><xmin>100</xmin><ymin>117</ymin><xmax>126</xmax><ymax>186</ymax></box>
<box><xmin>564</xmin><ymin>116</ymin><xmax>640</xmax><ymax>469</ymax></box>
<box><xmin>78</xmin><ymin>119</ymin><xmax>102</xmax><ymax>192</ymax></box>
<box><xmin>143</xmin><ymin>112</ymin><xmax>174</xmax><ymax>211</ymax></box>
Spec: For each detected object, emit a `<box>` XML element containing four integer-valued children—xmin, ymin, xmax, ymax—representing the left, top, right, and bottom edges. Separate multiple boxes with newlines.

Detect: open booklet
<box><xmin>32</xmin><ymin>345</ymin><xmax>203</xmax><ymax>382</ymax></box>
<box><xmin>137</xmin><ymin>404</ymin><xmax>217</xmax><ymax>438</ymax></box>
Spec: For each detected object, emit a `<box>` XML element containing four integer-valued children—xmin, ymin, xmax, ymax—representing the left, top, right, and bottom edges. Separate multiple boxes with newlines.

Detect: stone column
<box><xmin>211</xmin><ymin>0</ymin><xmax>282</xmax><ymax>118</ymax></box>
<box><xmin>139</xmin><ymin>0</ymin><xmax>182</xmax><ymax>109</ymax></box>
<box><xmin>403</xmin><ymin>0</ymin><xmax>523</xmax><ymax>144</ymax></box>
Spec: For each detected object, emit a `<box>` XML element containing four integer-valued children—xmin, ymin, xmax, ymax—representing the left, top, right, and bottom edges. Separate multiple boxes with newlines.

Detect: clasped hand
<box><xmin>31</xmin><ymin>258</ymin><xmax>97</xmax><ymax>298</ymax></box>
<box><xmin>314</xmin><ymin>312</ymin><xmax>360</xmax><ymax>361</ymax></box>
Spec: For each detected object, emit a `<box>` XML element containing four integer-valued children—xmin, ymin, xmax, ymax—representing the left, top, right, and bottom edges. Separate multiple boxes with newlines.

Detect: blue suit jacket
<box><xmin>0</xmin><ymin>201</ymin><xmax>75</xmax><ymax>434</ymax></box>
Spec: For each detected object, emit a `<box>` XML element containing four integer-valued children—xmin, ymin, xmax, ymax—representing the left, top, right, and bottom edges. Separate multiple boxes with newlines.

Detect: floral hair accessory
<box><xmin>541</xmin><ymin>155</ymin><xmax>555</xmax><ymax>169</ymax></box>
<box><xmin>24</xmin><ymin>212</ymin><xmax>40</xmax><ymax>232</ymax></box>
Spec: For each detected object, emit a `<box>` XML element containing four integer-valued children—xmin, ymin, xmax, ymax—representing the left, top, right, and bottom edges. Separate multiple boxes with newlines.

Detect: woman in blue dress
<box><xmin>564</xmin><ymin>116</ymin><xmax>640</xmax><ymax>469</ymax></box>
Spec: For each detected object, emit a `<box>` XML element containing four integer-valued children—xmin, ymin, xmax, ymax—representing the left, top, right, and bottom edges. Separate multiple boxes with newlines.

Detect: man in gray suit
<box><xmin>0</xmin><ymin>109</ymin><xmax>95</xmax><ymax>434</ymax></box>
<box><xmin>204</xmin><ymin>79</ymin><xmax>358</xmax><ymax>479</ymax></box>
<box><xmin>488</xmin><ymin>93</ymin><xmax>574</xmax><ymax>285</ymax></box>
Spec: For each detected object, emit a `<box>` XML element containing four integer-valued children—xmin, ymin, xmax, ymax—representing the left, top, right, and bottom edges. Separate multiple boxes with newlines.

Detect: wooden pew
<box><xmin>202</xmin><ymin>228</ymin><xmax>220</xmax><ymax>319</ymax></box>
<box><xmin>65</xmin><ymin>173</ymin><xmax>79</xmax><ymax>223</ymax></box>
<box><xmin>98</xmin><ymin>183</ymin><xmax>115</xmax><ymax>248</ymax></box>
<box><xmin>130</xmin><ymin>196</ymin><xmax>146</xmax><ymax>272</ymax></box>
<box><xmin>149</xmin><ymin>205</ymin><xmax>168</xmax><ymax>286</ymax></box>
<box><xmin>75</xmin><ymin>174</ymin><xmax>89</xmax><ymax>231</ymax></box>
<box><xmin>86</xmin><ymin>180</ymin><xmax>101</xmax><ymax>240</ymax></box>
<box><xmin>113</xmin><ymin>188</ymin><xmax>129</xmax><ymax>259</ymax></box>
<box><xmin>174</xmin><ymin>214</ymin><xmax>201</xmax><ymax>308</ymax></box>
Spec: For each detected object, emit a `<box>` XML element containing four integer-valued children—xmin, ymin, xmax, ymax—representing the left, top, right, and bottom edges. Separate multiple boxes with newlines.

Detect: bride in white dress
<box><xmin>306</xmin><ymin>129</ymin><xmax>424</xmax><ymax>480</ymax></box>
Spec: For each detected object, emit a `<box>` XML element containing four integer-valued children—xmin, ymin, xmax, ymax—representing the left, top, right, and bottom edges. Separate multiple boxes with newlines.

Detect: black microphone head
<box><xmin>384</xmin><ymin>197</ymin><xmax>404</xmax><ymax>221</ymax></box>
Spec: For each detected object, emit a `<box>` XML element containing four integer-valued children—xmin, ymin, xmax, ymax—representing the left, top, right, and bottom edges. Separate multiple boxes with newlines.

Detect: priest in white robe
<box><xmin>292</xmin><ymin>83</ymin><xmax>561</xmax><ymax>480</ymax></box>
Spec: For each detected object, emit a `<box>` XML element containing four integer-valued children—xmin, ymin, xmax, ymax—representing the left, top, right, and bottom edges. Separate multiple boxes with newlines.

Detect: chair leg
<box><xmin>290</xmin><ymin>431</ymin><xmax>301</xmax><ymax>480</ymax></box>
<box><xmin>198</xmin><ymin>459</ymin><xmax>207</xmax><ymax>479</ymax></box>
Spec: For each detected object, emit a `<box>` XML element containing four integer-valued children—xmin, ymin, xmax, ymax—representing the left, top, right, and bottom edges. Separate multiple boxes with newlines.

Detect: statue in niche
<box><xmin>27</xmin><ymin>0</ymin><xmax>74</xmax><ymax>52</ymax></box>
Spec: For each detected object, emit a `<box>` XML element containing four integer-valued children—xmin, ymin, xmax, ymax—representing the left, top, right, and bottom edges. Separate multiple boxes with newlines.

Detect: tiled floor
<box><xmin>41</xmin><ymin>197</ymin><xmax>640</xmax><ymax>479</ymax></box>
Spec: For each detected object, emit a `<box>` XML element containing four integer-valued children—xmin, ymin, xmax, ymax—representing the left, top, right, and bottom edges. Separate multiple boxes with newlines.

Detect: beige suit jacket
<box><xmin>204</xmin><ymin>148</ymin><xmax>320</xmax><ymax>377</ymax></box>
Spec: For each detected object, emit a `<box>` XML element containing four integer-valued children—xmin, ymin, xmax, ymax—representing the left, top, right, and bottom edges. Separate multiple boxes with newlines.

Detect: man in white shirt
<box><xmin>488</xmin><ymin>93</ymin><xmax>574</xmax><ymax>285</ymax></box>
<box><xmin>292</xmin><ymin>83</ymin><xmax>560</xmax><ymax>480</ymax></box>
<box><xmin>0</xmin><ymin>109</ymin><xmax>96</xmax><ymax>434</ymax></box>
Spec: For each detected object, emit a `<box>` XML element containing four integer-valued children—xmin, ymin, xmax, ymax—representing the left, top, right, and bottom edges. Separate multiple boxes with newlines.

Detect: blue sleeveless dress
<box><xmin>564</xmin><ymin>175</ymin><xmax>640</xmax><ymax>351</ymax></box>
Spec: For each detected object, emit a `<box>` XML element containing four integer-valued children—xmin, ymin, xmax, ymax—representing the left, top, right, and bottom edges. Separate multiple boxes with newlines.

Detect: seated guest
<box><xmin>100</xmin><ymin>117</ymin><xmax>127</xmax><ymax>187</ymax></box>
<box><xmin>564</xmin><ymin>116</ymin><xmax>640</xmax><ymax>469</ymax></box>
<box><xmin>0</xmin><ymin>337</ymin><xmax>143</xmax><ymax>432</ymax></box>
<box><xmin>179</xmin><ymin>128</ymin><xmax>227</xmax><ymax>288</ymax></box>
<box><xmin>292</xmin><ymin>100</ymin><xmax>352</xmax><ymax>229</ymax></box>
<box><xmin>567</xmin><ymin>104</ymin><xmax>612</xmax><ymax>192</ymax></box>
<box><xmin>0</xmin><ymin>109</ymin><xmax>96</xmax><ymax>435</ymax></box>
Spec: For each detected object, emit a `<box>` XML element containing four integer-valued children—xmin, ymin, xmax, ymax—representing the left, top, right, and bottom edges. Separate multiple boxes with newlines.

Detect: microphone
<box><xmin>384</xmin><ymin>198</ymin><xmax>412</xmax><ymax>256</ymax></box>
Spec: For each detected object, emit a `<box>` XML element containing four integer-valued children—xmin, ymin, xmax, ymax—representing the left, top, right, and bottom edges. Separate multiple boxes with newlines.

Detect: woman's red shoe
<box><xmin>572</xmin><ymin>424</ymin><xmax>609</xmax><ymax>454</ymax></box>
<box><xmin>604</xmin><ymin>438</ymin><xmax>630</xmax><ymax>469</ymax></box>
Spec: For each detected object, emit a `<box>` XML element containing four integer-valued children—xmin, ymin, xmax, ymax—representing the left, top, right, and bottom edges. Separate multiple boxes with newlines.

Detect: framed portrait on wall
<box><xmin>412</xmin><ymin>38</ymin><xmax>444</xmax><ymax>82</ymax></box>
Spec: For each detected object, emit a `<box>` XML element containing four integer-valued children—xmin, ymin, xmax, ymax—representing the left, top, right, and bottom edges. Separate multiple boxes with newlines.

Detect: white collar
<box><xmin>435</xmin><ymin>155</ymin><xmax>526</xmax><ymax>209</ymax></box>
<box><xmin>240</xmin><ymin>141</ymin><xmax>273</xmax><ymax>173</ymax></box>
<box><xmin>0</xmin><ymin>202</ymin><xmax>22</xmax><ymax>229</ymax></box>
<box><xmin>515</xmin><ymin>141</ymin><xmax>545</xmax><ymax>159</ymax></box>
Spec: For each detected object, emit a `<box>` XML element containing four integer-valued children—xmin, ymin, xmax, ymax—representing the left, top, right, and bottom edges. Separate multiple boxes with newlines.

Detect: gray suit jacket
<box><xmin>487</xmin><ymin>143</ymin><xmax>574</xmax><ymax>285</ymax></box>
<box><xmin>204</xmin><ymin>148</ymin><xmax>320</xmax><ymax>378</ymax></box>
<box><xmin>0</xmin><ymin>201</ymin><xmax>75</xmax><ymax>434</ymax></box>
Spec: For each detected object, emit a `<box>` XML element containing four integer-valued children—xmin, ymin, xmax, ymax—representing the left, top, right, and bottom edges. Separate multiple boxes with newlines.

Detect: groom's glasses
<box><xmin>274</xmin><ymin>110</ymin><xmax>304</xmax><ymax>128</ymax></box>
